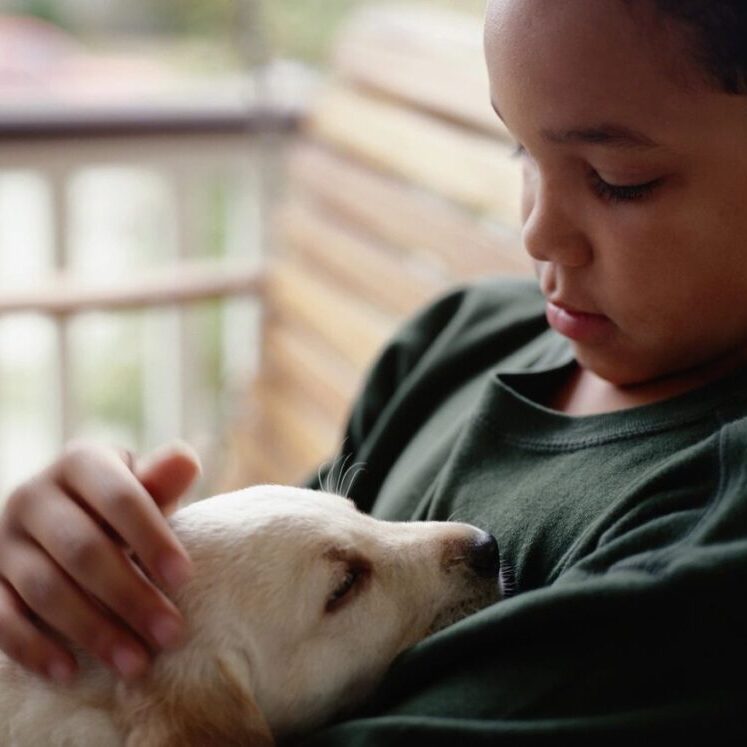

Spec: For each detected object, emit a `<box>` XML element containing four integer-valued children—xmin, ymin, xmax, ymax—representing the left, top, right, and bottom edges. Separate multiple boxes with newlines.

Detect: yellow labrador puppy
<box><xmin>0</xmin><ymin>485</ymin><xmax>502</xmax><ymax>746</ymax></box>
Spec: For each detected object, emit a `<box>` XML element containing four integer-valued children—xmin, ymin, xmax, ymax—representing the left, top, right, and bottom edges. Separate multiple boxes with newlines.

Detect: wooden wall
<box><xmin>219</xmin><ymin>5</ymin><xmax>532</xmax><ymax>490</ymax></box>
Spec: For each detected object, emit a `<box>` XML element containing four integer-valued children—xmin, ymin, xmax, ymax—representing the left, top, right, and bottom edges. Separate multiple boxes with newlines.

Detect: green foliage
<box><xmin>13</xmin><ymin>0</ymin><xmax>67</xmax><ymax>27</ymax></box>
<box><xmin>146</xmin><ymin>0</ymin><xmax>235</xmax><ymax>34</ymax></box>
<box><xmin>73</xmin><ymin>315</ymin><xmax>144</xmax><ymax>436</ymax></box>
<box><xmin>264</xmin><ymin>0</ymin><xmax>362</xmax><ymax>62</ymax></box>
<box><xmin>15</xmin><ymin>0</ymin><xmax>487</xmax><ymax>65</ymax></box>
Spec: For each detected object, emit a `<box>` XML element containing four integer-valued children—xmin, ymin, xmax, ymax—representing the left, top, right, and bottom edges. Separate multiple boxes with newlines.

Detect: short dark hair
<box><xmin>624</xmin><ymin>0</ymin><xmax>747</xmax><ymax>94</ymax></box>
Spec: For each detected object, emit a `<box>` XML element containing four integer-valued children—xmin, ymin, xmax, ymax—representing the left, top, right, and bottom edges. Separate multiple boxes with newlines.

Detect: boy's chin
<box><xmin>573</xmin><ymin>346</ymin><xmax>676</xmax><ymax>389</ymax></box>
<box><xmin>575</xmin><ymin>342</ymin><xmax>747</xmax><ymax>393</ymax></box>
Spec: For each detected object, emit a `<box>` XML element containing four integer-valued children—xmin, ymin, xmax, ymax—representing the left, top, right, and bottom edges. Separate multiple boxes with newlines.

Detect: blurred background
<box><xmin>0</xmin><ymin>1</ymin><xmax>486</xmax><ymax>62</ymax></box>
<box><xmin>0</xmin><ymin>0</ymin><xmax>524</xmax><ymax>501</ymax></box>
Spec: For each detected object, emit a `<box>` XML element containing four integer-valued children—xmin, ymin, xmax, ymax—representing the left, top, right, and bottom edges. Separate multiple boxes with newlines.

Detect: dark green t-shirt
<box><xmin>298</xmin><ymin>277</ymin><xmax>747</xmax><ymax>745</ymax></box>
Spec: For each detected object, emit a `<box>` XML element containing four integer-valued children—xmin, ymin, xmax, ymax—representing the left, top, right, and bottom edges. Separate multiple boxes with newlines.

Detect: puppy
<box><xmin>0</xmin><ymin>485</ymin><xmax>502</xmax><ymax>745</ymax></box>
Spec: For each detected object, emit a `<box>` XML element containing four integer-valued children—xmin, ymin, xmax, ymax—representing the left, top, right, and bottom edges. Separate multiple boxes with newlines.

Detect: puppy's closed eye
<box><xmin>325</xmin><ymin>558</ymin><xmax>371</xmax><ymax>613</ymax></box>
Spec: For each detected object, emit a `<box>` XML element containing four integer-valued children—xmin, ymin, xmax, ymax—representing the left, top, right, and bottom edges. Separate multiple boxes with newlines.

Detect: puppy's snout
<box><xmin>466</xmin><ymin>531</ymin><xmax>500</xmax><ymax>578</ymax></box>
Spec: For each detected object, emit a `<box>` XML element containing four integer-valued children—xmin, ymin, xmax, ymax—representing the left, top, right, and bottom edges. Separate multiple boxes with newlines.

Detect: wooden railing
<box><xmin>0</xmin><ymin>86</ymin><xmax>303</xmax><ymax>495</ymax></box>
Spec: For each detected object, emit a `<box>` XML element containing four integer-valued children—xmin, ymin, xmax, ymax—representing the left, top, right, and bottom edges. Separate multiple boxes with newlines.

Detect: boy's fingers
<box><xmin>0</xmin><ymin>580</ymin><xmax>77</xmax><ymax>683</ymax></box>
<box><xmin>56</xmin><ymin>444</ymin><xmax>192</xmax><ymax>592</ymax></box>
<box><xmin>19</xmin><ymin>485</ymin><xmax>186</xmax><ymax>654</ymax></box>
<box><xmin>133</xmin><ymin>441</ymin><xmax>202</xmax><ymax>515</ymax></box>
<box><xmin>0</xmin><ymin>541</ymin><xmax>151</xmax><ymax>681</ymax></box>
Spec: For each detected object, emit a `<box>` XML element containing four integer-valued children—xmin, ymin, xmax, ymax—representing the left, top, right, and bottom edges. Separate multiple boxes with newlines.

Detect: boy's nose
<box><xmin>521</xmin><ymin>179</ymin><xmax>592</xmax><ymax>267</ymax></box>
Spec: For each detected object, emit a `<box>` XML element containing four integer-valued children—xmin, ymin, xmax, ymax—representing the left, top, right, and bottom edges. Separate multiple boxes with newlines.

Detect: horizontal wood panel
<box><xmin>263</xmin><ymin>319</ymin><xmax>360</xmax><ymax>425</ymax></box>
<box><xmin>219</xmin><ymin>419</ymin><xmax>316</xmax><ymax>489</ymax></box>
<box><xmin>268</xmin><ymin>256</ymin><xmax>396</xmax><ymax>374</ymax></box>
<box><xmin>287</xmin><ymin>143</ymin><xmax>531</xmax><ymax>278</ymax></box>
<box><xmin>306</xmin><ymin>84</ymin><xmax>523</xmax><ymax>226</ymax></box>
<box><xmin>276</xmin><ymin>199</ymin><xmax>448</xmax><ymax>316</ymax></box>
<box><xmin>334</xmin><ymin>6</ymin><xmax>505</xmax><ymax>137</ymax></box>
<box><xmin>253</xmin><ymin>379</ymin><xmax>341</xmax><ymax>474</ymax></box>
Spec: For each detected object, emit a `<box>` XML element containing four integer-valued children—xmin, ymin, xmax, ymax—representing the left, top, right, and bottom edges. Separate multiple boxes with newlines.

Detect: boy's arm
<box><xmin>296</xmin><ymin>419</ymin><xmax>747</xmax><ymax>745</ymax></box>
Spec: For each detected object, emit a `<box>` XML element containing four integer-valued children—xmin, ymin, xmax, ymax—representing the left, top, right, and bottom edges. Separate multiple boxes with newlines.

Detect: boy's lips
<box><xmin>546</xmin><ymin>300</ymin><xmax>614</xmax><ymax>343</ymax></box>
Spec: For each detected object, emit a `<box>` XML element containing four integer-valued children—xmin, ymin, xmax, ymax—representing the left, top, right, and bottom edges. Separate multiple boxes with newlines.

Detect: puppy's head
<box><xmin>120</xmin><ymin>486</ymin><xmax>502</xmax><ymax>744</ymax></box>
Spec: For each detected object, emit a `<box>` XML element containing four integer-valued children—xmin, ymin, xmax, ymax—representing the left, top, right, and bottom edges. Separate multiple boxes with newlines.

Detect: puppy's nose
<box><xmin>466</xmin><ymin>532</ymin><xmax>500</xmax><ymax>578</ymax></box>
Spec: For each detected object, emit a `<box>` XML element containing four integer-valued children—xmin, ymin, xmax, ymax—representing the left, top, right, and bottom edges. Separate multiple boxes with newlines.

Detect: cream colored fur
<box><xmin>0</xmin><ymin>485</ymin><xmax>501</xmax><ymax>745</ymax></box>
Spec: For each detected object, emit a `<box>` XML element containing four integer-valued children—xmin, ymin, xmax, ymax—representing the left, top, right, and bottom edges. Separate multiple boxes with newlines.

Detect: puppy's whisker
<box><xmin>317</xmin><ymin>459</ymin><xmax>332</xmax><ymax>492</ymax></box>
<box><xmin>323</xmin><ymin>454</ymin><xmax>344</xmax><ymax>494</ymax></box>
<box><xmin>335</xmin><ymin>454</ymin><xmax>351</xmax><ymax>495</ymax></box>
<box><xmin>326</xmin><ymin>455</ymin><xmax>338</xmax><ymax>494</ymax></box>
<box><xmin>498</xmin><ymin>561</ymin><xmax>517</xmax><ymax>597</ymax></box>
<box><xmin>335</xmin><ymin>454</ymin><xmax>353</xmax><ymax>496</ymax></box>
<box><xmin>321</xmin><ymin>460</ymin><xmax>330</xmax><ymax>493</ymax></box>
<box><xmin>332</xmin><ymin>455</ymin><xmax>346</xmax><ymax>494</ymax></box>
<box><xmin>340</xmin><ymin>463</ymin><xmax>366</xmax><ymax>498</ymax></box>
<box><xmin>346</xmin><ymin>465</ymin><xmax>366</xmax><ymax>497</ymax></box>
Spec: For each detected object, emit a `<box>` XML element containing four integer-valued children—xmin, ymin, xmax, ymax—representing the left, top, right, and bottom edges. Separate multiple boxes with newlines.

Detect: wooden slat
<box><xmin>334</xmin><ymin>5</ymin><xmax>505</xmax><ymax>137</ymax></box>
<box><xmin>218</xmin><ymin>422</ymin><xmax>311</xmax><ymax>489</ymax></box>
<box><xmin>219</xmin><ymin>368</ymin><xmax>343</xmax><ymax>490</ymax></box>
<box><xmin>254</xmin><ymin>381</ymin><xmax>340</xmax><ymax>473</ymax></box>
<box><xmin>263</xmin><ymin>320</ymin><xmax>360</xmax><ymax>425</ymax></box>
<box><xmin>276</xmin><ymin>199</ymin><xmax>448</xmax><ymax>317</ymax></box>
<box><xmin>0</xmin><ymin>260</ymin><xmax>265</xmax><ymax>316</ymax></box>
<box><xmin>268</xmin><ymin>256</ymin><xmax>396</xmax><ymax>373</ymax></box>
<box><xmin>306</xmin><ymin>84</ymin><xmax>522</xmax><ymax>225</ymax></box>
<box><xmin>288</xmin><ymin>143</ymin><xmax>531</xmax><ymax>278</ymax></box>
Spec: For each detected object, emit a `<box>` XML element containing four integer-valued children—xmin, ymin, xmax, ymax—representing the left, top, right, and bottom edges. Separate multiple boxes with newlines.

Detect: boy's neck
<box><xmin>548</xmin><ymin>355</ymin><xmax>747</xmax><ymax>416</ymax></box>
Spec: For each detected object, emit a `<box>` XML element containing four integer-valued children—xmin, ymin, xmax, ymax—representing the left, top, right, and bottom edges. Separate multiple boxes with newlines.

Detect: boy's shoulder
<box><xmin>438</xmin><ymin>274</ymin><xmax>543</xmax><ymax>318</ymax></box>
<box><xmin>403</xmin><ymin>275</ymin><xmax>545</xmax><ymax>346</ymax></box>
<box><xmin>373</xmin><ymin>275</ymin><xmax>551</xmax><ymax>391</ymax></box>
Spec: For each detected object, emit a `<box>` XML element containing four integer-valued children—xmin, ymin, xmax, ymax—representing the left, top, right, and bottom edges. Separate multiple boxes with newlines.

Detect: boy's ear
<box><xmin>121</xmin><ymin>653</ymin><xmax>274</xmax><ymax>747</ymax></box>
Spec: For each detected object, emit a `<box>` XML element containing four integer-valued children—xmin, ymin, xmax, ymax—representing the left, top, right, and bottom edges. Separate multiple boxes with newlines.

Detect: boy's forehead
<box><xmin>482</xmin><ymin>0</ymin><xmax>712</xmax><ymax>144</ymax></box>
<box><xmin>484</xmin><ymin>0</ymin><xmax>699</xmax><ymax>87</ymax></box>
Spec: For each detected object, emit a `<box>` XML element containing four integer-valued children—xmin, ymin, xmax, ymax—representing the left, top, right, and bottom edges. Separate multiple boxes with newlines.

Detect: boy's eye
<box><xmin>511</xmin><ymin>142</ymin><xmax>661</xmax><ymax>204</ymax></box>
<box><xmin>589</xmin><ymin>172</ymin><xmax>661</xmax><ymax>203</ymax></box>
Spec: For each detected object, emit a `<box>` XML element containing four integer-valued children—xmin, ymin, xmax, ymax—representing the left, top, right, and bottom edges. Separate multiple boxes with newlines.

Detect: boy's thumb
<box><xmin>133</xmin><ymin>441</ymin><xmax>202</xmax><ymax>514</ymax></box>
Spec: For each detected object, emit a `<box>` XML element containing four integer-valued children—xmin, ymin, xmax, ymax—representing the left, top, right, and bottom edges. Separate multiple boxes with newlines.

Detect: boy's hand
<box><xmin>0</xmin><ymin>440</ymin><xmax>200</xmax><ymax>684</ymax></box>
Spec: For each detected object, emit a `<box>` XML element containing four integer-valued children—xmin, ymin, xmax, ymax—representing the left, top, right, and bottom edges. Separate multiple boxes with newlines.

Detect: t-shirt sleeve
<box><xmin>294</xmin><ymin>418</ymin><xmax>747</xmax><ymax>745</ymax></box>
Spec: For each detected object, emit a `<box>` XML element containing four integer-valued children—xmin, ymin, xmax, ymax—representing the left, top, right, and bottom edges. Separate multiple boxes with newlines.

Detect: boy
<box><xmin>2</xmin><ymin>0</ymin><xmax>746</xmax><ymax>742</ymax></box>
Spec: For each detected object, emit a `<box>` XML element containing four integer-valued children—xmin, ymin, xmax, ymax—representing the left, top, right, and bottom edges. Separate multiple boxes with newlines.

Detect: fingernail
<box><xmin>150</xmin><ymin>615</ymin><xmax>183</xmax><ymax>649</ymax></box>
<box><xmin>159</xmin><ymin>554</ymin><xmax>192</xmax><ymax>591</ymax></box>
<box><xmin>112</xmin><ymin>646</ymin><xmax>147</xmax><ymax>680</ymax></box>
<box><xmin>48</xmin><ymin>659</ymin><xmax>75</xmax><ymax>684</ymax></box>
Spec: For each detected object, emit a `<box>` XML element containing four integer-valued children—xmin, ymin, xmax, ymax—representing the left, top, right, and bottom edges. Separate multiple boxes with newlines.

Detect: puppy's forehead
<box><xmin>172</xmin><ymin>485</ymin><xmax>361</xmax><ymax>537</ymax></box>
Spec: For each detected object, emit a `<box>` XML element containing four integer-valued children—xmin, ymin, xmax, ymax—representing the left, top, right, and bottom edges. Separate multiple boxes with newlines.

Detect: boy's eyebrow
<box><xmin>490</xmin><ymin>100</ymin><xmax>663</xmax><ymax>151</ymax></box>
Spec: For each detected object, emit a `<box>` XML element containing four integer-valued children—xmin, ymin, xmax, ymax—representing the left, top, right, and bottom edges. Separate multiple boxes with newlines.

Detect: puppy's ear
<box><xmin>122</xmin><ymin>654</ymin><xmax>274</xmax><ymax>747</ymax></box>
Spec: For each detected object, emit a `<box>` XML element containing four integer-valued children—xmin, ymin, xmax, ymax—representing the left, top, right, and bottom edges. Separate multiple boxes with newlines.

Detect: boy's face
<box><xmin>485</xmin><ymin>0</ymin><xmax>747</xmax><ymax>386</ymax></box>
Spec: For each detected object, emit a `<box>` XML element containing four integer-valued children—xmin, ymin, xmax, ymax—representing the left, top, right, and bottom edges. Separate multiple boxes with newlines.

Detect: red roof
<box><xmin>0</xmin><ymin>14</ymin><xmax>170</xmax><ymax>104</ymax></box>
<box><xmin>0</xmin><ymin>16</ymin><xmax>81</xmax><ymax>83</ymax></box>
